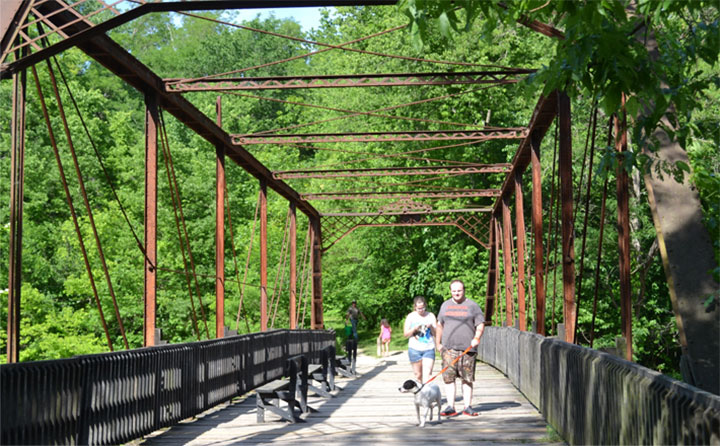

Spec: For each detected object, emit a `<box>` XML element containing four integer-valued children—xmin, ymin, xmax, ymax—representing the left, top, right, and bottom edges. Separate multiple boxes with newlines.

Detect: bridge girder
<box><xmin>164</xmin><ymin>69</ymin><xmax>534</xmax><ymax>91</ymax></box>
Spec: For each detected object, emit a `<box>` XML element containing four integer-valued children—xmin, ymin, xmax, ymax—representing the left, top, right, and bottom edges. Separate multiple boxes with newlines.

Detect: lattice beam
<box><xmin>165</xmin><ymin>70</ymin><xmax>534</xmax><ymax>91</ymax></box>
<box><xmin>302</xmin><ymin>190</ymin><xmax>500</xmax><ymax>201</ymax></box>
<box><xmin>232</xmin><ymin>128</ymin><xmax>528</xmax><ymax>145</ymax></box>
<box><xmin>321</xmin><ymin>209</ymin><xmax>491</xmax><ymax>251</ymax></box>
<box><xmin>273</xmin><ymin>164</ymin><xmax>512</xmax><ymax>179</ymax></box>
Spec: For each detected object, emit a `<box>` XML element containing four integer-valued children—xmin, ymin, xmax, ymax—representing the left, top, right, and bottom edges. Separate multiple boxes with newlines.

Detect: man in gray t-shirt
<box><xmin>435</xmin><ymin>280</ymin><xmax>485</xmax><ymax>417</ymax></box>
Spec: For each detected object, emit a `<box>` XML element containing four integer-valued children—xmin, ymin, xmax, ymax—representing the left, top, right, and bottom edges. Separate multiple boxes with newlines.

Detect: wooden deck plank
<box><xmin>137</xmin><ymin>350</ymin><xmax>564</xmax><ymax>445</ymax></box>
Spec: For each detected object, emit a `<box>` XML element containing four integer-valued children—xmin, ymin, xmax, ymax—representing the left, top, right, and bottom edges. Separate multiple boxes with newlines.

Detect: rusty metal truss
<box><xmin>233</xmin><ymin>128</ymin><xmax>527</xmax><ymax>145</ymax></box>
<box><xmin>273</xmin><ymin>164</ymin><xmax>512</xmax><ymax>179</ymax></box>
<box><xmin>164</xmin><ymin>70</ymin><xmax>535</xmax><ymax>92</ymax></box>
<box><xmin>2</xmin><ymin>0</ymin><xmax>598</xmax><ymax>351</ymax></box>
<box><xmin>378</xmin><ymin>198</ymin><xmax>434</xmax><ymax>212</ymax></box>
<box><xmin>0</xmin><ymin>1</ymin><xmax>399</xmax><ymax>78</ymax></box>
<box><xmin>321</xmin><ymin>209</ymin><xmax>492</xmax><ymax>251</ymax></box>
<box><xmin>1</xmin><ymin>0</ymin><xmax>119</xmax><ymax>70</ymax></box>
<box><xmin>0</xmin><ymin>0</ymin><xmax>562</xmax><ymax>80</ymax></box>
<box><xmin>301</xmin><ymin>189</ymin><xmax>500</xmax><ymax>201</ymax></box>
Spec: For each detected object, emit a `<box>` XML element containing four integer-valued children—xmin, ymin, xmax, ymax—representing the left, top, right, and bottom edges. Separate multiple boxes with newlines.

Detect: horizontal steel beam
<box><xmin>273</xmin><ymin>164</ymin><xmax>512</xmax><ymax>179</ymax></box>
<box><xmin>165</xmin><ymin>70</ymin><xmax>535</xmax><ymax>91</ymax></box>
<box><xmin>322</xmin><ymin>208</ymin><xmax>492</xmax><ymax>217</ymax></box>
<box><xmin>233</xmin><ymin>128</ymin><xmax>528</xmax><ymax>145</ymax></box>
<box><xmin>302</xmin><ymin>190</ymin><xmax>500</xmax><ymax>200</ymax></box>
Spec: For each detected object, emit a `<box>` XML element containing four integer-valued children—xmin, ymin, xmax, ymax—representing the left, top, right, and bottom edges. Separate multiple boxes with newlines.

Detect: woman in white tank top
<box><xmin>403</xmin><ymin>296</ymin><xmax>437</xmax><ymax>383</ymax></box>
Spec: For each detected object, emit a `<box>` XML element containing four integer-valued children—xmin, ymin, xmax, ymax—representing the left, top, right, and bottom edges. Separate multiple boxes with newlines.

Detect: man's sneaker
<box><xmin>440</xmin><ymin>406</ymin><xmax>458</xmax><ymax>417</ymax></box>
<box><xmin>462</xmin><ymin>406</ymin><xmax>479</xmax><ymax>416</ymax></box>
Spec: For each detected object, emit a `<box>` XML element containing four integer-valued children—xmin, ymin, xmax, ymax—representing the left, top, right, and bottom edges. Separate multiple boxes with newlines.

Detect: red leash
<box><xmin>423</xmin><ymin>344</ymin><xmax>473</xmax><ymax>385</ymax></box>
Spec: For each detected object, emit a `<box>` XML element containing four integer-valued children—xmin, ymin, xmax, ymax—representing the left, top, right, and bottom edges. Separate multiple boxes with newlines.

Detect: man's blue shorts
<box><xmin>408</xmin><ymin>348</ymin><xmax>435</xmax><ymax>363</ymax></box>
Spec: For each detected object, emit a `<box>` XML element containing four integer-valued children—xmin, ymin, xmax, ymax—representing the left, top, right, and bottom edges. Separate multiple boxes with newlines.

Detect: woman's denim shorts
<box><xmin>408</xmin><ymin>347</ymin><xmax>435</xmax><ymax>363</ymax></box>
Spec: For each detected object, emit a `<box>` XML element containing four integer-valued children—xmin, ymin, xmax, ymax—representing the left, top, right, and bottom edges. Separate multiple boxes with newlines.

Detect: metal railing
<box><xmin>0</xmin><ymin>329</ymin><xmax>335</xmax><ymax>445</ymax></box>
<box><xmin>478</xmin><ymin>327</ymin><xmax>720</xmax><ymax>445</ymax></box>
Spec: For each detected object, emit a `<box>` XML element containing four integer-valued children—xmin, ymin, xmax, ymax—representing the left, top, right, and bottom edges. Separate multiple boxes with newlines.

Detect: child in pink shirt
<box><xmin>378</xmin><ymin>319</ymin><xmax>392</xmax><ymax>357</ymax></box>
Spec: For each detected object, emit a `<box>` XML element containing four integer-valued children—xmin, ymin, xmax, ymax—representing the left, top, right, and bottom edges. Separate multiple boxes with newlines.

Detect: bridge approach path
<box><xmin>138</xmin><ymin>349</ymin><xmax>564</xmax><ymax>446</ymax></box>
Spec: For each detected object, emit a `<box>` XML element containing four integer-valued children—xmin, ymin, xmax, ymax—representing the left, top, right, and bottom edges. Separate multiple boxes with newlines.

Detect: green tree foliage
<box><xmin>399</xmin><ymin>1</ymin><xmax>719</xmax><ymax>163</ymax></box>
<box><xmin>0</xmin><ymin>284</ymin><xmax>107</xmax><ymax>362</ymax></box>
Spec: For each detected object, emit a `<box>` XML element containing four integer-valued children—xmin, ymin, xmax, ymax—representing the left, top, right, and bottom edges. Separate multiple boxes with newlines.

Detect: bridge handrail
<box><xmin>0</xmin><ymin>329</ymin><xmax>335</xmax><ymax>445</ymax></box>
<box><xmin>478</xmin><ymin>326</ymin><xmax>720</xmax><ymax>445</ymax></box>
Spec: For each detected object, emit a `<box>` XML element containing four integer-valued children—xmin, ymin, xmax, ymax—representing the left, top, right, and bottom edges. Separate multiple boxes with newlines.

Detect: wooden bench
<box><xmin>307</xmin><ymin>364</ymin><xmax>330</xmax><ymax>398</ymax></box>
<box><xmin>255</xmin><ymin>379</ymin><xmax>296</xmax><ymax>423</ymax></box>
<box><xmin>307</xmin><ymin>346</ymin><xmax>338</xmax><ymax>398</ymax></box>
<box><xmin>255</xmin><ymin>355</ymin><xmax>312</xmax><ymax>423</ymax></box>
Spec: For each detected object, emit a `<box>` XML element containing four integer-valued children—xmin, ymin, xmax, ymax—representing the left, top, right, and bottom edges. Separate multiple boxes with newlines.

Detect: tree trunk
<box><xmin>643</xmin><ymin>127</ymin><xmax>719</xmax><ymax>395</ymax></box>
<box><xmin>639</xmin><ymin>28</ymin><xmax>720</xmax><ymax>396</ymax></box>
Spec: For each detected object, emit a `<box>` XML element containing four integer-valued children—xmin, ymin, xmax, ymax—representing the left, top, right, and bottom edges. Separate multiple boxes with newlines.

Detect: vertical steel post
<box><xmin>493</xmin><ymin>219</ymin><xmax>501</xmax><ymax>321</ymax></box>
<box><xmin>502</xmin><ymin>195</ymin><xmax>514</xmax><ymax>327</ymax></box>
<box><xmin>558</xmin><ymin>91</ymin><xmax>576</xmax><ymax>343</ymax></box>
<box><xmin>215</xmin><ymin>96</ymin><xmax>225</xmax><ymax>338</ymax></box>
<box><xmin>260</xmin><ymin>180</ymin><xmax>268</xmax><ymax>331</ymax></box>
<box><xmin>615</xmin><ymin>98</ymin><xmax>633</xmax><ymax>361</ymax></box>
<box><xmin>310</xmin><ymin>217</ymin><xmax>323</xmax><ymax>329</ymax></box>
<box><xmin>531</xmin><ymin>132</ymin><xmax>546</xmax><ymax>335</ymax></box>
<box><xmin>484</xmin><ymin>215</ymin><xmax>498</xmax><ymax>325</ymax></box>
<box><xmin>514</xmin><ymin>171</ymin><xmax>527</xmax><ymax>331</ymax></box>
<box><xmin>289</xmin><ymin>203</ymin><xmax>297</xmax><ymax>329</ymax></box>
<box><xmin>144</xmin><ymin>92</ymin><xmax>158</xmax><ymax>347</ymax></box>
<box><xmin>7</xmin><ymin>62</ymin><xmax>26</xmax><ymax>363</ymax></box>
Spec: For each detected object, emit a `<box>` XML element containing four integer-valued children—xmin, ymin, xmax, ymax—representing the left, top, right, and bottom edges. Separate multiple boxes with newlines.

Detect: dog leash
<box><xmin>422</xmin><ymin>344</ymin><xmax>473</xmax><ymax>386</ymax></box>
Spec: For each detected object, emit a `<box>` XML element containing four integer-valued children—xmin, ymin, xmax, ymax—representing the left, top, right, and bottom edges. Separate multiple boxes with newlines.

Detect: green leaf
<box><xmin>438</xmin><ymin>11</ymin><xmax>452</xmax><ymax>39</ymax></box>
<box><xmin>409</xmin><ymin>21</ymin><xmax>424</xmax><ymax>51</ymax></box>
<box><xmin>446</xmin><ymin>9</ymin><xmax>461</xmax><ymax>32</ymax></box>
<box><xmin>703</xmin><ymin>294</ymin><xmax>718</xmax><ymax>309</ymax></box>
<box><xmin>676</xmin><ymin>161</ymin><xmax>691</xmax><ymax>174</ymax></box>
<box><xmin>624</xmin><ymin>95</ymin><xmax>640</xmax><ymax>118</ymax></box>
<box><xmin>601</xmin><ymin>85</ymin><xmax>622</xmax><ymax>116</ymax></box>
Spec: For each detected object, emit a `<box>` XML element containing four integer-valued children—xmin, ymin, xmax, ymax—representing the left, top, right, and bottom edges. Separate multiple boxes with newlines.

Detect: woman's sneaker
<box><xmin>462</xmin><ymin>406</ymin><xmax>479</xmax><ymax>416</ymax></box>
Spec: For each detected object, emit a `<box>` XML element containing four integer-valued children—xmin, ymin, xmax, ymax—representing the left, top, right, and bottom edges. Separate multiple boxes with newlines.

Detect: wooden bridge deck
<box><xmin>138</xmin><ymin>350</ymin><xmax>564</xmax><ymax>445</ymax></box>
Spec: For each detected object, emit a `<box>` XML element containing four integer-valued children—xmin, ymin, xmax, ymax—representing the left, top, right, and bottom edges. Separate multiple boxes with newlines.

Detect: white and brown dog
<box><xmin>398</xmin><ymin>379</ymin><xmax>443</xmax><ymax>427</ymax></box>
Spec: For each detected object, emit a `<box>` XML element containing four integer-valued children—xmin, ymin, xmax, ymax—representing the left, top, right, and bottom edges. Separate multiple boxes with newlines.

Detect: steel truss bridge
<box><xmin>1</xmin><ymin>1</ymin><xmax>718</xmax><ymax>445</ymax></box>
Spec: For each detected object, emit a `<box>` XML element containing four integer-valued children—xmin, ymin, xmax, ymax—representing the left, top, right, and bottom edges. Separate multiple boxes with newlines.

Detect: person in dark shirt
<box><xmin>435</xmin><ymin>280</ymin><xmax>485</xmax><ymax>417</ymax></box>
<box><xmin>345</xmin><ymin>300</ymin><xmax>366</xmax><ymax>341</ymax></box>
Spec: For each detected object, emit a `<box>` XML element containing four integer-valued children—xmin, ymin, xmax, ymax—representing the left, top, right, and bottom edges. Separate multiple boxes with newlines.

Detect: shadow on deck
<box><xmin>138</xmin><ymin>351</ymin><xmax>563</xmax><ymax>446</ymax></box>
